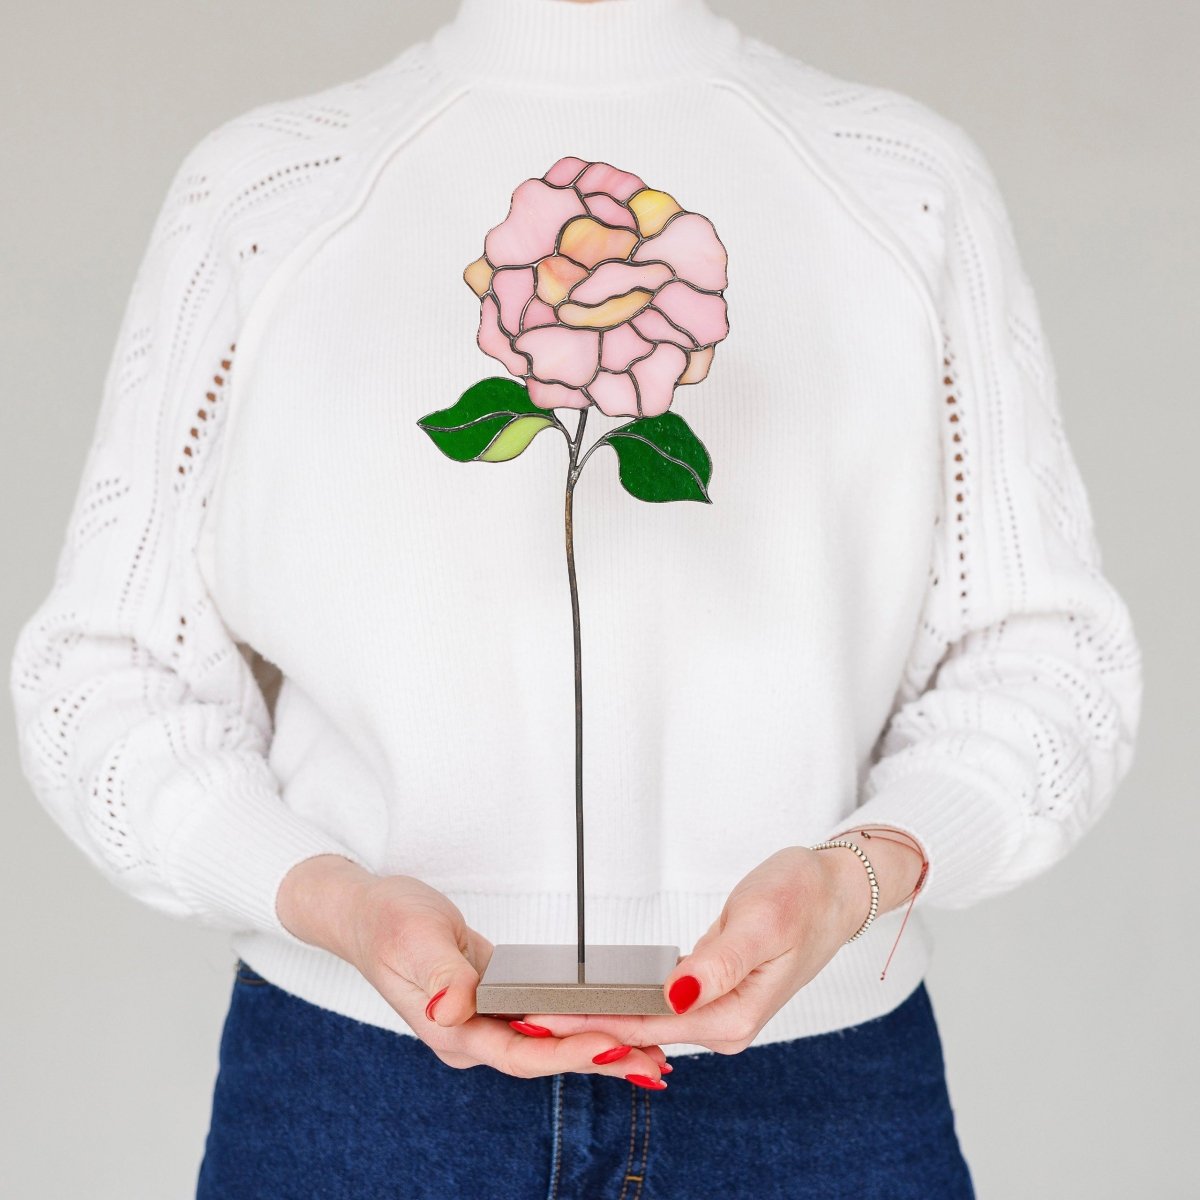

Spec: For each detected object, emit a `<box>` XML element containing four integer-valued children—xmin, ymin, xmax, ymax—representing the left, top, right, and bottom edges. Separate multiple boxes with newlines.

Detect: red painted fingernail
<box><xmin>668</xmin><ymin>975</ymin><xmax>700</xmax><ymax>1014</ymax></box>
<box><xmin>626</xmin><ymin>1073</ymin><xmax>668</xmax><ymax>1090</ymax></box>
<box><xmin>509</xmin><ymin>1019</ymin><xmax>553</xmax><ymax>1037</ymax></box>
<box><xmin>592</xmin><ymin>1044</ymin><xmax>633</xmax><ymax>1065</ymax></box>
<box><xmin>660</xmin><ymin>1062</ymin><xmax>673</xmax><ymax>1074</ymax></box>
<box><xmin>425</xmin><ymin>986</ymin><xmax>448</xmax><ymax>1022</ymax></box>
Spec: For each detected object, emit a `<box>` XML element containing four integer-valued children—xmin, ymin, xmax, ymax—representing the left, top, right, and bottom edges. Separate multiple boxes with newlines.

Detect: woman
<box><xmin>10</xmin><ymin>0</ymin><xmax>1142</xmax><ymax>1196</ymax></box>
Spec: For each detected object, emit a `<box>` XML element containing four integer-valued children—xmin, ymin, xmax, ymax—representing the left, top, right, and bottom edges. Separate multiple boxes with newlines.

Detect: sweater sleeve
<box><xmin>9</xmin><ymin>128</ymin><xmax>362</xmax><ymax>936</ymax></box>
<box><xmin>823</xmin><ymin>129</ymin><xmax>1144</xmax><ymax>910</ymax></box>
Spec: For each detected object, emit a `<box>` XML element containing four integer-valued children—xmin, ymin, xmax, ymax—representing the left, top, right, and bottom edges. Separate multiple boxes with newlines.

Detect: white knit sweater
<box><xmin>9</xmin><ymin>0</ymin><xmax>1143</xmax><ymax>1052</ymax></box>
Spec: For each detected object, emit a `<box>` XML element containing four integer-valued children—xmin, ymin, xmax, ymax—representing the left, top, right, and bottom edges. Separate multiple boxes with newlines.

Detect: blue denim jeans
<box><xmin>196</xmin><ymin>961</ymin><xmax>975</xmax><ymax>1198</ymax></box>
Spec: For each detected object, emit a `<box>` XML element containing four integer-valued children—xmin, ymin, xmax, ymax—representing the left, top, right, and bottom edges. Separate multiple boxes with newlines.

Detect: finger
<box><xmin>500</xmin><ymin>1016</ymin><xmax>666</xmax><ymax>1067</ymax></box>
<box><xmin>518</xmin><ymin>1009</ymin><xmax>721</xmax><ymax>1058</ymax></box>
<box><xmin>452</xmin><ymin>1017</ymin><xmax>667</xmax><ymax>1082</ymax></box>
<box><xmin>517</xmin><ymin>1011</ymin><xmax>657</xmax><ymax>1044</ymax></box>
<box><xmin>664</xmin><ymin>900</ymin><xmax>783</xmax><ymax>1014</ymax></box>
<box><xmin>583</xmin><ymin>1034</ymin><xmax>666</xmax><ymax>1081</ymax></box>
<box><xmin>641</xmin><ymin>1044</ymin><xmax>670</xmax><ymax>1072</ymax></box>
<box><xmin>391</xmin><ymin>913</ymin><xmax>483</xmax><ymax>1028</ymax></box>
<box><xmin>462</xmin><ymin>928</ymin><xmax>495</xmax><ymax>977</ymax></box>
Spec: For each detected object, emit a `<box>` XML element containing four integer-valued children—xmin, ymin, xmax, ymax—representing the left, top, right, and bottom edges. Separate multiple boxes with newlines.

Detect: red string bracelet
<box><xmin>821</xmin><ymin>827</ymin><xmax>929</xmax><ymax>982</ymax></box>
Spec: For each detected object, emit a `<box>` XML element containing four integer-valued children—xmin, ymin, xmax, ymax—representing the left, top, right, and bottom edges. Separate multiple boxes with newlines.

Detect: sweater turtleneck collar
<box><xmin>429</xmin><ymin>0</ymin><xmax>742</xmax><ymax>90</ymax></box>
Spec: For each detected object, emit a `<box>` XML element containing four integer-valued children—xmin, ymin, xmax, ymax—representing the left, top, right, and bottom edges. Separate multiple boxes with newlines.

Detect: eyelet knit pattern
<box><xmin>8</xmin><ymin>0</ymin><xmax>1142</xmax><ymax>1051</ymax></box>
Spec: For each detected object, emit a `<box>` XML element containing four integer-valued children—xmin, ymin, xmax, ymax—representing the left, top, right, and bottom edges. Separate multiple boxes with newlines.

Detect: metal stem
<box><xmin>565</xmin><ymin>408</ymin><xmax>589</xmax><ymax>972</ymax></box>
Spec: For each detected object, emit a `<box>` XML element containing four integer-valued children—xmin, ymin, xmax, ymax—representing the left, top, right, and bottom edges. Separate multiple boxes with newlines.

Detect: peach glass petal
<box><xmin>567</xmin><ymin>261</ymin><xmax>674</xmax><ymax>306</ymax></box>
<box><xmin>492</xmin><ymin>267</ymin><xmax>536</xmax><ymax>337</ymax></box>
<box><xmin>631</xmin><ymin>307</ymin><xmax>696</xmax><ymax>348</ymax></box>
<box><xmin>485</xmin><ymin>179</ymin><xmax>586</xmax><ymax>267</ymax></box>
<box><xmin>575</xmin><ymin>161</ymin><xmax>647</xmax><ymax>202</ymax></box>
<box><xmin>544</xmin><ymin>156</ymin><xmax>588</xmax><ymax>186</ymax></box>
<box><xmin>600</xmin><ymin>323</ymin><xmax>654</xmax><ymax>372</ymax></box>
<box><xmin>586</xmin><ymin>370</ymin><xmax>640</xmax><ymax>418</ymax></box>
<box><xmin>513</xmin><ymin>326</ymin><xmax>601</xmax><ymax>387</ymax></box>
<box><xmin>633</xmin><ymin>213</ymin><xmax>728</xmax><ymax>291</ymax></box>
<box><xmin>583</xmin><ymin>192</ymin><xmax>637</xmax><ymax>230</ymax></box>
<box><xmin>627</xmin><ymin>189</ymin><xmax>682</xmax><ymax>237</ymax></box>
<box><xmin>535</xmin><ymin>255</ymin><xmax>589</xmax><ymax>305</ymax></box>
<box><xmin>521</xmin><ymin>297</ymin><xmax>557</xmax><ymax>330</ymax></box>
<box><xmin>558</xmin><ymin>290</ymin><xmax>654</xmax><ymax>330</ymax></box>
<box><xmin>528</xmin><ymin>379</ymin><xmax>590</xmax><ymax>410</ymax></box>
<box><xmin>478</xmin><ymin>294</ymin><xmax>529</xmax><ymax>376</ymax></box>
<box><xmin>629</xmin><ymin>343</ymin><xmax>688</xmax><ymax>417</ymax></box>
<box><xmin>463</xmin><ymin>254</ymin><xmax>494</xmax><ymax>298</ymax></box>
<box><xmin>679</xmin><ymin>345</ymin><xmax>715</xmax><ymax>385</ymax></box>
<box><xmin>652</xmin><ymin>281</ymin><xmax>729</xmax><ymax>347</ymax></box>
<box><xmin>557</xmin><ymin>217</ymin><xmax>639</xmax><ymax>269</ymax></box>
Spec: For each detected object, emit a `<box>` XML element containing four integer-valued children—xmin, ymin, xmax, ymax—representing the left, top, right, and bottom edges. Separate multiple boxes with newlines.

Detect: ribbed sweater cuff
<box><xmin>823</xmin><ymin>769</ymin><xmax>1025</xmax><ymax>910</ymax></box>
<box><xmin>162</xmin><ymin>775</ymin><xmax>365</xmax><ymax>939</ymax></box>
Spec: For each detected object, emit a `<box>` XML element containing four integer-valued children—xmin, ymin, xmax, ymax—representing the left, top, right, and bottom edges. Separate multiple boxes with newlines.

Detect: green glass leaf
<box><xmin>606</xmin><ymin>411</ymin><xmax>713</xmax><ymax>503</ymax></box>
<box><xmin>417</xmin><ymin>377</ymin><xmax>554</xmax><ymax>463</ymax></box>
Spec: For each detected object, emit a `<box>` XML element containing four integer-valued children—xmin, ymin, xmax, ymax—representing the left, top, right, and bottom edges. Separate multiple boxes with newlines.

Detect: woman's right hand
<box><xmin>276</xmin><ymin>854</ymin><xmax>670</xmax><ymax>1084</ymax></box>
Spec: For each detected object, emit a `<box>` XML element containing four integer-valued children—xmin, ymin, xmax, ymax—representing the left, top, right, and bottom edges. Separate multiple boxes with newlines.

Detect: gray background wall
<box><xmin>2</xmin><ymin>2</ymin><xmax>1195</xmax><ymax>1195</ymax></box>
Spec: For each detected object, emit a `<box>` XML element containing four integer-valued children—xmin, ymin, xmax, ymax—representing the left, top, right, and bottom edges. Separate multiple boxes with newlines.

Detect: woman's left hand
<box><xmin>517</xmin><ymin>838</ymin><xmax>923</xmax><ymax>1055</ymax></box>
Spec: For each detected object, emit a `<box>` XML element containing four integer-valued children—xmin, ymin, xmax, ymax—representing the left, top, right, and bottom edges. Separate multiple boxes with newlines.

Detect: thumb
<box><xmin>399</xmin><ymin>912</ymin><xmax>482</xmax><ymax>1028</ymax></box>
<box><xmin>665</xmin><ymin>907</ymin><xmax>773</xmax><ymax>1014</ymax></box>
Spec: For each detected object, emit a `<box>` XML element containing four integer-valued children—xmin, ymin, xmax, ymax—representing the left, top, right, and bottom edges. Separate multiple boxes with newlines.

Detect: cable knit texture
<box><xmin>9</xmin><ymin>0</ymin><xmax>1142</xmax><ymax>1051</ymax></box>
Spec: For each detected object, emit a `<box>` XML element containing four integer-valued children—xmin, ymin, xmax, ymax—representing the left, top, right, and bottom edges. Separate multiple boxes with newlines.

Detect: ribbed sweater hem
<box><xmin>231</xmin><ymin>890</ymin><xmax>932</xmax><ymax>1054</ymax></box>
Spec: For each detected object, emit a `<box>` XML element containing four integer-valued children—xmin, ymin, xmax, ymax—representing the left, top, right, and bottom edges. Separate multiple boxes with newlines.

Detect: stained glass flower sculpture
<box><xmin>416</xmin><ymin>159</ymin><xmax>729</xmax><ymax>1002</ymax></box>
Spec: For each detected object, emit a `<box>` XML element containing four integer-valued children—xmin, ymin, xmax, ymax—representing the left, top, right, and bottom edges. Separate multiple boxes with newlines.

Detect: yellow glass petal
<box><xmin>679</xmin><ymin>345</ymin><xmax>714</xmax><ymax>385</ymax></box>
<box><xmin>463</xmin><ymin>255</ymin><xmax>494</xmax><ymax>298</ymax></box>
<box><xmin>536</xmin><ymin>255</ymin><xmax>588</xmax><ymax>305</ymax></box>
<box><xmin>628</xmin><ymin>189</ymin><xmax>682</xmax><ymax>237</ymax></box>
<box><xmin>558</xmin><ymin>217</ymin><xmax>638</xmax><ymax>268</ymax></box>
<box><xmin>558</xmin><ymin>290</ymin><xmax>654</xmax><ymax>330</ymax></box>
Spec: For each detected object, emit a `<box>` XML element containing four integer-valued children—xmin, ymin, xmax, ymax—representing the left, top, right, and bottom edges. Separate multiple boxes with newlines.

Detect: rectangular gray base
<box><xmin>476</xmin><ymin>943</ymin><xmax>681</xmax><ymax>1015</ymax></box>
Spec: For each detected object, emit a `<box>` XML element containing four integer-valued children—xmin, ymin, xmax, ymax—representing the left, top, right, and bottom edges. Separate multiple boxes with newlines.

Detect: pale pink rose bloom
<box><xmin>464</xmin><ymin>157</ymin><xmax>729</xmax><ymax>418</ymax></box>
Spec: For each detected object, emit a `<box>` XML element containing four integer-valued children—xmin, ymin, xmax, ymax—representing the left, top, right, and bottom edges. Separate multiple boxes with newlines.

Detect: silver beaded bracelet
<box><xmin>809</xmin><ymin>838</ymin><xmax>880</xmax><ymax>942</ymax></box>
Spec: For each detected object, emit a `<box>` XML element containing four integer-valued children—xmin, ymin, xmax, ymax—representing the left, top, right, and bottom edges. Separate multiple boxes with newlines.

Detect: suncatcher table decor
<box><xmin>416</xmin><ymin>156</ymin><xmax>730</xmax><ymax>1015</ymax></box>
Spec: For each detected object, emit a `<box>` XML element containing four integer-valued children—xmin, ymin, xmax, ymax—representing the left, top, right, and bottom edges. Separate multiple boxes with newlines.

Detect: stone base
<box><xmin>475</xmin><ymin>943</ymin><xmax>681</xmax><ymax>1015</ymax></box>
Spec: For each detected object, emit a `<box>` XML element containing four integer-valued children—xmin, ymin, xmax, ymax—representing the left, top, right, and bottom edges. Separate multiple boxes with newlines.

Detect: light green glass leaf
<box><xmin>478</xmin><ymin>414</ymin><xmax>556</xmax><ymax>461</ymax></box>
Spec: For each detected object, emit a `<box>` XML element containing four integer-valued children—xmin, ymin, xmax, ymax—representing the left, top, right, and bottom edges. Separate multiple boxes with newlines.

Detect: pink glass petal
<box><xmin>631</xmin><ymin>306</ymin><xmax>696</xmax><ymax>349</ymax></box>
<box><xmin>586</xmin><ymin>370</ymin><xmax>640</xmax><ymax>419</ymax></box>
<box><xmin>633</xmin><ymin>212</ymin><xmax>728</xmax><ymax>292</ymax></box>
<box><xmin>630</xmin><ymin>343</ymin><xmax>688</xmax><ymax>417</ymax></box>
<box><xmin>544</xmin><ymin>156</ymin><xmax>588</xmax><ymax>186</ymax></box>
<box><xmin>513</xmin><ymin>325</ymin><xmax>601</xmax><ymax>388</ymax></box>
<box><xmin>521</xmin><ymin>296</ymin><xmax>557</xmax><ymax>330</ymax></box>
<box><xmin>492</xmin><ymin>267</ymin><xmax>535</xmax><ymax>337</ymax></box>
<box><xmin>583</xmin><ymin>192</ymin><xmax>637</xmax><ymax>230</ymax></box>
<box><xmin>652</xmin><ymin>281</ymin><xmax>729</xmax><ymax>347</ymax></box>
<box><xmin>567</xmin><ymin>261</ymin><xmax>674</xmax><ymax>306</ymax></box>
<box><xmin>528</xmin><ymin>379</ymin><xmax>589</xmax><ymax>410</ymax></box>
<box><xmin>478</xmin><ymin>294</ymin><xmax>529</xmax><ymax>377</ymax></box>
<box><xmin>600</xmin><ymin>322</ymin><xmax>654</xmax><ymax>371</ymax></box>
<box><xmin>485</xmin><ymin>179</ymin><xmax>587</xmax><ymax>268</ymax></box>
<box><xmin>576</xmin><ymin>162</ymin><xmax>647</xmax><ymax>203</ymax></box>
